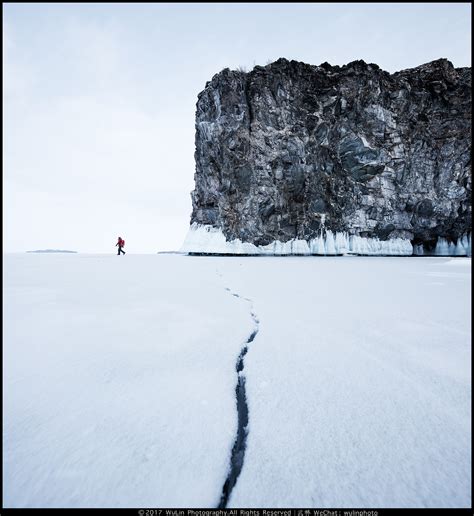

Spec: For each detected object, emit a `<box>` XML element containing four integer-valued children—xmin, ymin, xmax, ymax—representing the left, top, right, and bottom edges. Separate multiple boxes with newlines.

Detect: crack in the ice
<box><xmin>218</xmin><ymin>287</ymin><xmax>259</xmax><ymax>509</ymax></box>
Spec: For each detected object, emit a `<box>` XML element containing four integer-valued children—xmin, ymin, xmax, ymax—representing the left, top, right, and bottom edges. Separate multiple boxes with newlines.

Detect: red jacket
<box><xmin>117</xmin><ymin>238</ymin><xmax>125</xmax><ymax>247</ymax></box>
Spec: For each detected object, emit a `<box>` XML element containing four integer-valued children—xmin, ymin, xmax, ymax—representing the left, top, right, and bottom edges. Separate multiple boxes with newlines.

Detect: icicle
<box><xmin>180</xmin><ymin>224</ymin><xmax>414</xmax><ymax>256</ymax></box>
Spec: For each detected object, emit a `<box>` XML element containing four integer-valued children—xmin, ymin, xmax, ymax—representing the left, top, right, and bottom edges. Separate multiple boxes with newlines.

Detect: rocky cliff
<box><xmin>182</xmin><ymin>58</ymin><xmax>471</xmax><ymax>255</ymax></box>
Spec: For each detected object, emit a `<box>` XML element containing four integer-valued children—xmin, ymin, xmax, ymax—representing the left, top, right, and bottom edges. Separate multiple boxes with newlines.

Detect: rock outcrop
<box><xmin>182</xmin><ymin>58</ymin><xmax>471</xmax><ymax>255</ymax></box>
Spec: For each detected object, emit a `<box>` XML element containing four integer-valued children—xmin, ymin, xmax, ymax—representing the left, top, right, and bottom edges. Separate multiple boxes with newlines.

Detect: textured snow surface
<box><xmin>3</xmin><ymin>254</ymin><xmax>253</xmax><ymax>508</ymax></box>
<box><xmin>223</xmin><ymin>256</ymin><xmax>471</xmax><ymax>509</ymax></box>
<box><xmin>3</xmin><ymin>253</ymin><xmax>471</xmax><ymax>508</ymax></box>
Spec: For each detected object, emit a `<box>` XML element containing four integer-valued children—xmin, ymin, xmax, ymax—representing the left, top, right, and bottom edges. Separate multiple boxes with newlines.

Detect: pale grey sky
<box><xmin>3</xmin><ymin>3</ymin><xmax>471</xmax><ymax>253</ymax></box>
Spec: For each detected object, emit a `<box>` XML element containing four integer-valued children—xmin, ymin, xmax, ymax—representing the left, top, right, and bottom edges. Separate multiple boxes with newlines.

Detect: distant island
<box><xmin>27</xmin><ymin>249</ymin><xmax>78</xmax><ymax>254</ymax></box>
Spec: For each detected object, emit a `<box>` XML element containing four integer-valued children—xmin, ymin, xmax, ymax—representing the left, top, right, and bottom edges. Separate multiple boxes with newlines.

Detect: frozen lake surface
<box><xmin>3</xmin><ymin>253</ymin><xmax>471</xmax><ymax>508</ymax></box>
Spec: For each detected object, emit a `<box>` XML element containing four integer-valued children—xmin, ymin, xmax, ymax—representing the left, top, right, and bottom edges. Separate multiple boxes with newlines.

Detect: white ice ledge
<box><xmin>180</xmin><ymin>224</ymin><xmax>415</xmax><ymax>256</ymax></box>
<box><xmin>181</xmin><ymin>224</ymin><xmax>472</xmax><ymax>257</ymax></box>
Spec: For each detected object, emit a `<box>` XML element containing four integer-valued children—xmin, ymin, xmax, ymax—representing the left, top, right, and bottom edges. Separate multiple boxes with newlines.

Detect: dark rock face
<box><xmin>190</xmin><ymin>58</ymin><xmax>471</xmax><ymax>253</ymax></box>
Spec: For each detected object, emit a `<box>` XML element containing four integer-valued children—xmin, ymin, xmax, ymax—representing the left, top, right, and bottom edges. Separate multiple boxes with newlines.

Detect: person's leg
<box><xmin>117</xmin><ymin>247</ymin><xmax>120</xmax><ymax>255</ymax></box>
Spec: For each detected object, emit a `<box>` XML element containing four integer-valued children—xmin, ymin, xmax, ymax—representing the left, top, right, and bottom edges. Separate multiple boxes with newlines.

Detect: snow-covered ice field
<box><xmin>3</xmin><ymin>253</ymin><xmax>471</xmax><ymax>508</ymax></box>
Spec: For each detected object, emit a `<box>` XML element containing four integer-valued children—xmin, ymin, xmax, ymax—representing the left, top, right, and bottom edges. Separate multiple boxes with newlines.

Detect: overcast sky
<box><xmin>3</xmin><ymin>2</ymin><xmax>471</xmax><ymax>253</ymax></box>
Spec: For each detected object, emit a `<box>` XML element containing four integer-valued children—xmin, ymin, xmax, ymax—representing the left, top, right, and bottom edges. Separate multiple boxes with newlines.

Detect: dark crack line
<box><xmin>218</xmin><ymin>287</ymin><xmax>259</xmax><ymax>509</ymax></box>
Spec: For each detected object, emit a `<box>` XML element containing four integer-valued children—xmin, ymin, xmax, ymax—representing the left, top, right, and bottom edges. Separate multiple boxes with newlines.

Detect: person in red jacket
<box><xmin>116</xmin><ymin>236</ymin><xmax>126</xmax><ymax>255</ymax></box>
